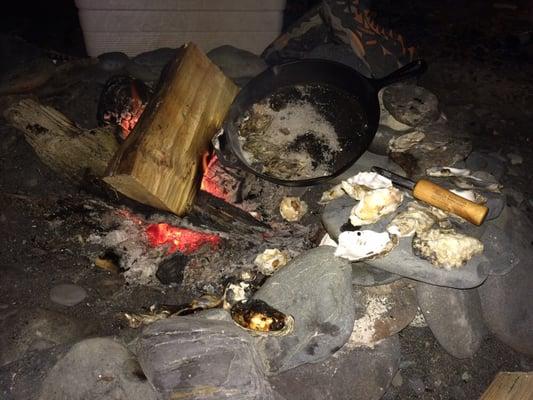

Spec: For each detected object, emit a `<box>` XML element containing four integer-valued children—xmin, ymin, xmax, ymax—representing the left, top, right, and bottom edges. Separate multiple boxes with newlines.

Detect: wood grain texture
<box><xmin>3</xmin><ymin>98</ymin><xmax>118</xmax><ymax>182</ymax></box>
<box><xmin>480</xmin><ymin>372</ymin><xmax>533</xmax><ymax>400</ymax></box>
<box><xmin>104</xmin><ymin>42</ymin><xmax>239</xmax><ymax>216</ymax></box>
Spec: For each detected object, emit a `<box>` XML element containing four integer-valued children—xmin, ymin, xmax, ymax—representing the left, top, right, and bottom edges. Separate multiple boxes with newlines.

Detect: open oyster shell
<box><xmin>334</xmin><ymin>230</ymin><xmax>398</xmax><ymax>262</ymax></box>
<box><xmin>387</xmin><ymin>202</ymin><xmax>448</xmax><ymax>237</ymax></box>
<box><xmin>412</xmin><ymin>227</ymin><xmax>484</xmax><ymax>269</ymax></box>
<box><xmin>230</xmin><ymin>299</ymin><xmax>294</xmax><ymax>336</ymax></box>
<box><xmin>350</xmin><ymin>187</ymin><xmax>403</xmax><ymax>226</ymax></box>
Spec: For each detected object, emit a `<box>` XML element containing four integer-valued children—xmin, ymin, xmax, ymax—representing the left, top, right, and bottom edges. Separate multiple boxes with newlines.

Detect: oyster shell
<box><xmin>350</xmin><ymin>187</ymin><xmax>403</xmax><ymax>226</ymax></box>
<box><xmin>223</xmin><ymin>282</ymin><xmax>253</xmax><ymax>310</ymax></box>
<box><xmin>334</xmin><ymin>230</ymin><xmax>397</xmax><ymax>262</ymax></box>
<box><xmin>412</xmin><ymin>228</ymin><xmax>484</xmax><ymax>269</ymax></box>
<box><xmin>319</xmin><ymin>183</ymin><xmax>344</xmax><ymax>204</ymax></box>
<box><xmin>280</xmin><ymin>197</ymin><xmax>308</xmax><ymax>222</ymax></box>
<box><xmin>230</xmin><ymin>299</ymin><xmax>294</xmax><ymax>336</ymax></box>
<box><xmin>341</xmin><ymin>172</ymin><xmax>392</xmax><ymax>200</ymax></box>
<box><xmin>387</xmin><ymin>202</ymin><xmax>447</xmax><ymax>237</ymax></box>
<box><xmin>254</xmin><ymin>248</ymin><xmax>288</xmax><ymax>276</ymax></box>
<box><xmin>388</xmin><ymin>131</ymin><xmax>426</xmax><ymax>153</ymax></box>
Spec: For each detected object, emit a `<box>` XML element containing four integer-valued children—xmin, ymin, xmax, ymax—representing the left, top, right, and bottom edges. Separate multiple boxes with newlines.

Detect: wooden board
<box><xmin>104</xmin><ymin>42</ymin><xmax>239</xmax><ymax>216</ymax></box>
<box><xmin>480</xmin><ymin>372</ymin><xmax>533</xmax><ymax>400</ymax></box>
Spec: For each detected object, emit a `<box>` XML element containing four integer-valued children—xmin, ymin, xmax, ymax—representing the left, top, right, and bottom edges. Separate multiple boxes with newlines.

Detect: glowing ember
<box><xmin>145</xmin><ymin>223</ymin><xmax>221</xmax><ymax>255</ymax></box>
<box><xmin>200</xmin><ymin>153</ymin><xmax>231</xmax><ymax>201</ymax></box>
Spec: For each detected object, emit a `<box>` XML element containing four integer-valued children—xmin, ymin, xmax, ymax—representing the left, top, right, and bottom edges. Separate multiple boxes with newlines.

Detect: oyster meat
<box><xmin>254</xmin><ymin>248</ymin><xmax>288</xmax><ymax>275</ymax></box>
<box><xmin>230</xmin><ymin>299</ymin><xmax>294</xmax><ymax>336</ymax></box>
<box><xmin>341</xmin><ymin>171</ymin><xmax>392</xmax><ymax>200</ymax></box>
<box><xmin>412</xmin><ymin>228</ymin><xmax>484</xmax><ymax>269</ymax></box>
<box><xmin>280</xmin><ymin>196</ymin><xmax>308</xmax><ymax>222</ymax></box>
<box><xmin>334</xmin><ymin>230</ymin><xmax>397</xmax><ymax>262</ymax></box>
<box><xmin>350</xmin><ymin>187</ymin><xmax>403</xmax><ymax>226</ymax></box>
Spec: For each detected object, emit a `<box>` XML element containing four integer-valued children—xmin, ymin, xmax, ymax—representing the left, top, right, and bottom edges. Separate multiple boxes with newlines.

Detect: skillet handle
<box><xmin>371</xmin><ymin>59</ymin><xmax>427</xmax><ymax>91</ymax></box>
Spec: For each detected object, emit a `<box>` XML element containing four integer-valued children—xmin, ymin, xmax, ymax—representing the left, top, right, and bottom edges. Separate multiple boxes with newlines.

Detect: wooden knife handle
<box><xmin>412</xmin><ymin>179</ymin><xmax>489</xmax><ymax>225</ymax></box>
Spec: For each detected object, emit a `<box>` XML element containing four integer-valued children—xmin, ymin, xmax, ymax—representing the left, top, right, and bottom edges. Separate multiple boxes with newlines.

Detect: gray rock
<box><xmin>269</xmin><ymin>335</ymin><xmax>400</xmax><ymax>400</ymax></box>
<box><xmin>39</xmin><ymin>338</ymin><xmax>157</xmax><ymax>400</ymax></box>
<box><xmin>465</xmin><ymin>151</ymin><xmax>506</xmax><ymax>180</ymax></box>
<box><xmin>352</xmin><ymin>263</ymin><xmax>402</xmax><ymax>287</ymax></box>
<box><xmin>49</xmin><ymin>283</ymin><xmax>87</xmax><ymax>306</ymax></box>
<box><xmin>0</xmin><ymin>307</ymin><xmax>97</xmax><ymax>367</ymax></box>
<box><xmin>0</xmin><ymin>345</ymin><xmax>71</xmax><ymax>400</ymax></box>
<box><xmin>125</xmin><ymin>62</ymin><xmax>161</xmax><ymax>84</ymax></box>
<box><xmin>352</xmin><ymin>280</ymin><xmax>417</xmax><ymax>344</ymax></box>
<box><xmin>137</xmin><ymin>315</ymin><xmax>275</xmax><ymax>399</ymax></box>
<box><xmin>133</xmin><ymin>47</ymin><xmax>178</xmax><ymax>68</ymax></box>
<box><xmin>408</xmin><ymin>377</ymin><xmax>426</xmax><ymax>395</ymax></box>
<box><xmin>382</xmin><ymin>84</ymin><xmax>440</xmax><ymax>127</ymax></box>
<box><xmin>416</xmin><ymin>283</ymin><xmax>487</xmax><ymax>358</ymax></box>
<box><xmin>97</xmin><ymin>52</ymin><xmax>129</xmax><ymax>71</ymax></box>
<box><xmin>252</xmin><ymin>246</ymin><xmax>355</xmax><ymax>374</ymax></box>
<box><xmin>478</xmin><ymin>208</ymin><xmax>533</xmax><ymax>356</ymax></box>
<box><xmin>208</xmin><ymin>45</ymin><xmax>267</xmax><ymax>81</ymax></box>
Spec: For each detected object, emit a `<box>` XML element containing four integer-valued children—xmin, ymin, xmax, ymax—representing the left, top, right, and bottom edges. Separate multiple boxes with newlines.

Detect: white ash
<box><xmin>409</xmin><ymin>308</ymin><xmax>428</xmax><ymax>328</ymax></box>
<box><xmin>346</xmin><ymin>295</ymin><xmax>391</xmax><ymax>349</ymax></box>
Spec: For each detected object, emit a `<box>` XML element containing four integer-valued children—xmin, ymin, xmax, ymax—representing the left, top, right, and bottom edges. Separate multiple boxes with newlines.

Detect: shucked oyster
<box><xmin>412</xmin><ymin>228</ymin><xmax>484</xmax><ymax>269</ymax></box>
<box><xmin>254</xmin><ymin>248</ymin><xmax>288</xmax><ymax>275</ymax></box>
<box><xmin>350</xmin><ymin>187</ymin><xmax>403</xmax><ymax>226</ymax></box>
<box><xmin>230</xmin><ymin>299</ymin><xmax>294</xmax><ymax>336</ymax></box>
<box><xmin>280</xmin><ymin>197</ymin><xmax>308</xmax><ymax>222</ymax></box>
<box><xmin>334</xmin><ymin>230</ymin><xmax>397</xmax><ymax>262</ymax></box>
<box><xmin>387</xmin><ymin>202</ymin><xmax>448</xmax><ymax>237</ymax></box>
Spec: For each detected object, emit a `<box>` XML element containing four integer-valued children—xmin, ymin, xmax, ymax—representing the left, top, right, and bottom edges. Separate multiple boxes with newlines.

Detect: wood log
<box><xmin>3</xmin><ymin>98</ymin><xmax>119</xmax><ymax>183</ymax></box>
<box><xmin>3</xmin><ymin>97</ymin><xmax>268</xmax><ymax>235</ymax></box>
<box><xmin>480</xmin><ymin>372</ymin><xmax>533</xmax><ymax>400</ymax></box>
<box><xmin>104</xmin><ymin>43</ymin><xmax>240</xmax><ymax>216</ymax></box>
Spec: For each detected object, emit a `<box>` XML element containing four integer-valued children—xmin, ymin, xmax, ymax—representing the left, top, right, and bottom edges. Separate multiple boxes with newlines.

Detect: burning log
<box><xmin>104</xmin><ymin>43</ymin><xmax>240</xmax><ymax>216</ymax></box>
<box><xmin>3</xmin><ymin>97</ymin><xmax>269</xmax><ymax>236</ymax></box>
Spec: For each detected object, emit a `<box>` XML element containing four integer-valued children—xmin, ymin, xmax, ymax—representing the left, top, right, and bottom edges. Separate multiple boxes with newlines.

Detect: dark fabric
<box><xmin>263</xmin><ymin>0</ymin><xmax>416</xmax><ymax>78</ymax></box>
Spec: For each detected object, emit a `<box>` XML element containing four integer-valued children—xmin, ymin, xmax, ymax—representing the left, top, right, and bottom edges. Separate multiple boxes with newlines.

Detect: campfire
<box><xmin>2</xmin><ymin>26</ymin><xmax>531</xmax><ymax>400</ymax></box>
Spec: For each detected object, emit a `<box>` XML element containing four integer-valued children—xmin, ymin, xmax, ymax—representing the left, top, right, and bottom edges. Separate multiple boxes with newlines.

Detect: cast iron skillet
<box><xmin>218</xmin><ymin>59</ymin><xmax>427</xmax><ymax>186</ymax></box>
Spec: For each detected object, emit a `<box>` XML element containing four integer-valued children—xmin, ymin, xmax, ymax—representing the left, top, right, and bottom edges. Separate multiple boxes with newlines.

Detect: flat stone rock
<box><xmin>332</xmin><ymin>151</ymin><xmax>406</xmax><ymax>184</ymax></box>
<box><xmin>0</xmin><ymin>307</ymin><xmax>97</xmax><ymax>367</ymax></box>
<box><xmin>137</xmin><ymin>315</ymin><xmax>275</xmax><ymax>399</ymax></box>
<box><xmin>382</xmin><ymin>84</ymin><xmax>440</xmax><ymax>127</ymax></box>
<box><xmin>49</xmin><ymin>283</ymin><xmax>87</xmax><ymax>306</ymax></box>
<box><xmin>269</xmin><ymin>335</ymin><xmax>400</xmax><ymax>400</ymax></box>
<box><xmin>478</xmin><ymin>207</ymin><xmax>533</xmax><ymax>356</ymax></box>
<box><xmin>351</xmin><ymin>280</ymin><xmax>417</xmax><ymax>346</ymax></box>
<box><xmin>207</xmin><ymin>45</ymin><xmax>267</xmax><ymax>81</ymax></box>
<box><xmin>39</xmin><ymin>338</ymin><xmax>157</xmax><ymax>400</ymax></box>
<box><xmin>416</xmin><ymin>283</ymin><xmax>487</xmax><ymax>358</ymax></box>
<box><xmin>352</xmin><ymin>263</ymin><xmax>402</xmax><ymax>287</ymax></box>
<box><xmin>322</xmin><ymin>197</ymin><xmax>519</xmax><ymax>288</ymax></box>
<box><xmin>252</xmin><ymin>246</ymin><xmax>355</xmax><ymax>374</ymax></box>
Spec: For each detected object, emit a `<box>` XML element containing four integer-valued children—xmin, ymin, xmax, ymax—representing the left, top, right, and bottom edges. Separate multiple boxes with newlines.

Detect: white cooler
<box><xmin>75</xmin><ymin>0</ymin><xmax>286</xmax><ymax>56</ymax></box>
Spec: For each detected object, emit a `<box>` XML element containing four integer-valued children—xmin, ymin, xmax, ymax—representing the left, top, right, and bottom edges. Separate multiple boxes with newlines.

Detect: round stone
<box><xmin>50</xmin><ymin>284</ymin><xmax>87</xmax><ymax>307</ymax></box>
